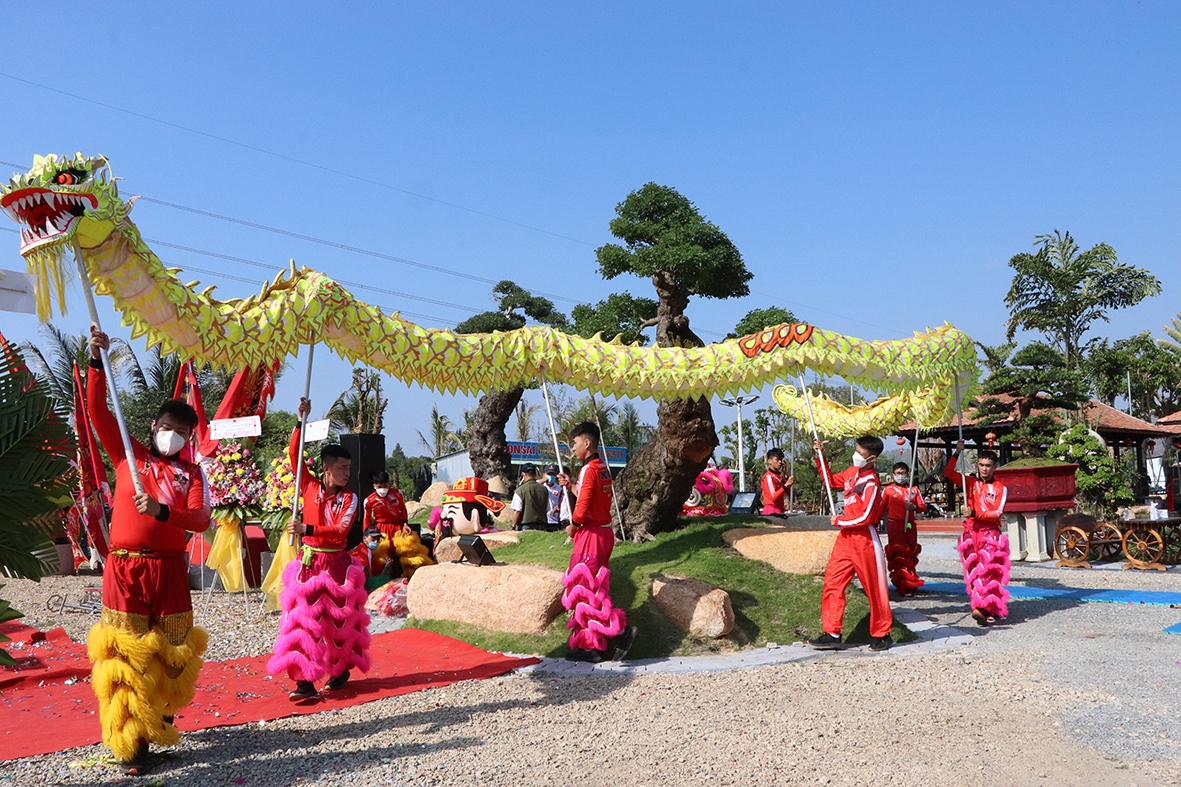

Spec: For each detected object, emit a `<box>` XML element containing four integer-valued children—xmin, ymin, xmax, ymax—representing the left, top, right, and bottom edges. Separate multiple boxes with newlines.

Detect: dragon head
<box><xmin>1</xmin><ymin>153</ymin><xmax>116</xmax><ymax>257</ymax></box>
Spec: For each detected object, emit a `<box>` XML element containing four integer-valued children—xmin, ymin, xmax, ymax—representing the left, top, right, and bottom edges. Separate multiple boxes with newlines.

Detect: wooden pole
<box><xmin>539</xmin><ymin>371</ymin><xmax>576</xmax><ymax>532</ymax></box>
<box><xmin>953</xmin><ymin>374</ymin><xmax>970</xmax><ymax>515</ymax></box>
<box><xmin>589</xmin><ymin>391</ymin><xmax>626</xmax><ymax>540</ymax></box>
<box><xmin>289</xmin><ymin>342</ymin><xmax>316</xmax><ymax>546</ymax></box>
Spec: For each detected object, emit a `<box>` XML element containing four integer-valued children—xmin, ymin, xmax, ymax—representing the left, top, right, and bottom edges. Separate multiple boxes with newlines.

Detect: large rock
<box><xmin>404</xmin><ymin>501</ymin><xmax>426</xmax><ymax>521</ymax></box>
<box><xmin>652</xmin><ymin>575</ymin><xmax>734</xmax><ymax>638</ymax></box>
<box><xmin>433</xmin><ymin>530</ymin><xmax>521</xmax><ymax>563</ymax></box>
<box><xmin>723</xmin><ymin>525</ymin><xmax>837</xmax><ymax>575</ymax></box>
<box><xmin>406</xmin><ymin>561</ymin><xmax>564</xmax><ymax>635</ymax></box>
<box><xmin>418</xmin><ymin>481</ymin><xmax>450</xmax><ymax>509</ymax></box>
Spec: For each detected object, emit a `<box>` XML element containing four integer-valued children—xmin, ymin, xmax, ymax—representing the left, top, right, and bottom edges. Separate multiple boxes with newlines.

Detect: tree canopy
<box><xmin>1004</xmin><ymin>230</ymin><xmax>1161</xmax><ymax>365</ymax></box>
<box><xmin>455</xmin><ymin>280</ymin><xmax>569</xmax><ymax>334</ymax></box>
<box><xmin>733</xmin><ymin>306</ymin><xmax>799</xmax><ymax>338</ymax></box>
<box><xmin>570</xmin><ymin>293</ymin><xmax>658</xmax><ymax>345</ymax></box>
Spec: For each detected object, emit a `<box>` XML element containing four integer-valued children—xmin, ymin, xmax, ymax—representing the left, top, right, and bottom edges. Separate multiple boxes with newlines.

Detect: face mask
<box><xmin>154</xmin><ymin>429</ymin><xmax>186</xmax><ymax>457</ymax></box>
<box><xmin>894</xmin><ymin>475</ymin><xmax>908</xmax><ymax>485</ymax></box>
<box><xmin>851</xmin><ymin>453</ymin><xmax>868</xmax><ymax>468</ymax></box>
<box><xmin>375</xmin><ymin>488</ymin><xmax>388</xmax><ymax>497</ymax></box>
<box><xmin>365</xmin><ymin>540</ymin><xmax>381</xmax><ymax>550</ymax></box>
<box><xmin>546</xmin><ymin>475</ymin><xmax>556</xmax><ymax>484</ymax></box>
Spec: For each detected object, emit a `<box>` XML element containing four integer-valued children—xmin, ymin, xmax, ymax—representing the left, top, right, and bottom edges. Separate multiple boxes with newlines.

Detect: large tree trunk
<box><xmin>615</xmin><ymin>270</ymin><xmax>718</xmax><ymax>540</ymax></box>
<box><xmin>467</xmin><ymin>387</ymin><xmax>524</xmax><ymax>489</ymax></box>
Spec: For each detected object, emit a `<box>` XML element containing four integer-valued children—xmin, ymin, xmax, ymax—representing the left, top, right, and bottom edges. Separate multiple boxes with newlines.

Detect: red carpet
<box><xmin>0</xmin><ymin>621</ymin><xmax>538</xmax><ymax>761</ymax></box>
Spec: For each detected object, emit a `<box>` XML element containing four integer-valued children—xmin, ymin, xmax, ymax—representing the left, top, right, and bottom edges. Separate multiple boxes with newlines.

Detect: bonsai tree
<box><xmin>975</xmin><ymin>342</ymin><xmax>1089</xmax><ymax>457</ymax></box>
<box><xmin>596</xmin><ymin>183</ymin><xmax>752</xmax><ymax>539</ymax></box>
<box><xmin>1049</xmin><ymin>425</ymin><xmax>1134</xmax><ymax>520</ymax></box>
<box><xmin>455</xmin><ymin>281</ymin><xmax>569</xmax><ymax>488</ymax></box>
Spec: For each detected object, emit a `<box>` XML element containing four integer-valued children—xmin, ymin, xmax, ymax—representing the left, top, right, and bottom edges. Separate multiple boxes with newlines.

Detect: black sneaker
<box><xmin>807</xmin><ymin>633</ymin><xmax>846</xmax><ymax>650</ymax></box>
<box><xmin>611</xmin><ymin>625</ymin><xmax>638</xmax><ymax>662</ymax></box>
<box><xmin>288</xmin><ymin>680</ymin><xmax>319</xmax><ymax>702</ymax></box>
<box><xmin>869</xmin><ymin>635</ymin><xmax>894</xmax><ymax>652</ymax></box>
<box><xmin>564</xmin><ymin>648</ymin><xmax>606</xmax><ymax>663</ymax></box>
<box><xmin>325</xmin><ymin>670</ymin><xmax>350</xmax><ymax>691</ymax></box>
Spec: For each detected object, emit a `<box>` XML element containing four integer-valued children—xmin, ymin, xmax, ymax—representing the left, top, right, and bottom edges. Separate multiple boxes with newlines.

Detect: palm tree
<box><xmin>21</xmin><ymin>323</ymin><xmax>134</xmax><ymax>418</ymax></box>
<box><xmin>0</xmin><ymin>334</ymin><xmax>75</xmax><ymax>579</ymax></box>
<box><xmin>615</xmin><ymin>401</ymin><xmax>643</xmax><ymax>458</ymax></box>
<box><xmin>328</xmin><ymin>368</ymin><xmax>388</xmax><ymax>434</ymax></box>
<box><xmin>514</xmin><ymin>399</ymin><xmax>541</xmax><ymax>442</ymax></box>
<box><xmin>417</xmin><ymin>405</ymin><xmax>463</xmax><ymax>458</ymax></box>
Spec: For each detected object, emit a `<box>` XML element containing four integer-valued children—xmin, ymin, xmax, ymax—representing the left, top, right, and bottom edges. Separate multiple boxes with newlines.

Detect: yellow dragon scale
<box><xmin>2</xmin><ymin>154</ymin><xmax>979</xmax><ymax>437</ymax></box>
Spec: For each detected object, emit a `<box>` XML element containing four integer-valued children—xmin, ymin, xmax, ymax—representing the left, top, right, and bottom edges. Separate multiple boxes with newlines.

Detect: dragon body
<box><xmin>2</xmin><ymin>154</ymin><xmax>979</xmax><ymax>436</ymax></box>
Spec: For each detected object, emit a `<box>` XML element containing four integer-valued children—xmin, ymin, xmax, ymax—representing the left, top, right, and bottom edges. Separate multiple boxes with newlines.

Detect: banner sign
<box><xmin>0</xmin><ymin>268</ymin><xmax>36</xmax><ymax>315</ymax></box>
<box><xmin>303</xmin><ymin>419</ymin><xmax>331</xmax><ymax>442</ymax></box>
<box><xmin>209</xmin><ymin>415</ymin><xmax>262</xmax><ymax>440</ymax></box>
<box><xmin>558</xmin><ymin>443</ymin><xmax>628</xmax><ymax>467</ymax></box>
<box><xmin>506</xmin><ymin>441</ymin><xmax>543</xmax><ymax>463</ymax></box>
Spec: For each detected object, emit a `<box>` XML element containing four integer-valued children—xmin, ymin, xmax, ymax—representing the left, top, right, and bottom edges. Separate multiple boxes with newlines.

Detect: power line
<box><xmin>0</xmin><ymin>72</ymin><xmax>595</xmax><ymax>247</ymax></box>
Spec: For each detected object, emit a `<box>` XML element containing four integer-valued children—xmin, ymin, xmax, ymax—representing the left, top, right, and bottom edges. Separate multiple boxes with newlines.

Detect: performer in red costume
<box><xmin>946</xmin><ymin>440</ymin><xmax>1010</xmax><ymax>626</ymax></box>
<box><xmin>808</xmin><ymin>436</ymin><xmax>894</xmax><ymax>651</ymax></box>
<box><xmin>881</xmin><ymin>461</ymin><xmax>927</xmax><ymax>596</ymax></box>
<box><xmin>349</xmin><ymin>525</ymin><xmax>393</xmax><ymax>581</ymax></box>
<box><xmin>558</xmin><ymin>422</ymin><xmax>637</xmax><ymax>663</ymax></box>
<box><xmin>85</xmin><ymin>329</ymin><xmax>211</xmax><ymax>775</ymax></box>
<box><xmin>364</xmin><ymin>470</ymin><xmax>409</xmax><ymax>538</ymax></box>
<box><xmin>760</xmin><ymin>447</ymin><xmax>794</xmax><ymax>515</ymax></box>
<box><xmin>267</xmin><ymin>398</ymin><xmax>370</xmax><ymax>701</ymax></box>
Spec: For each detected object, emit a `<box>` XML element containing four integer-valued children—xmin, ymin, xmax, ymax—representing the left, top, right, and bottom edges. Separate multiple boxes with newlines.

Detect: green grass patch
<box><xmin>408</xmin><ymin>515</ymin><xmax>915</xmax><ymax>659</ymax></box>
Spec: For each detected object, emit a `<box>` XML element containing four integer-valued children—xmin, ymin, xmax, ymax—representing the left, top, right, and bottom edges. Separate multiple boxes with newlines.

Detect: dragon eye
<box><xmin>55</xmin><ymin>173</ymin><xmax>76</xmax><ymax>185</ymax></box>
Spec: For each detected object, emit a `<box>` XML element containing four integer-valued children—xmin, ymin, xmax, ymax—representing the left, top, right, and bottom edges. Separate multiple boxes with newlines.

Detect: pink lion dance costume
<box><xmin>561</xmin><ymin>452</ymin><xmax>626</xmax><ymax>654</ymax></box>
<box><xmin>267</xmin><ymin>429</ymin><xmax>371</xmax><ymax>689</ymax></box>
<box><xmin>881</xmin><ymin>482</ymin><xmax>927</xmax><ymax>595</ymax></box>
<box><xmin>945</xmin><ymin>454</ymin><xmax>1009</xmax><ymax>621</ymax></box>
<box><xmin>682</xmin><ymin>467</ymin><xmax>734</xmax><ymax>516</ymax></box>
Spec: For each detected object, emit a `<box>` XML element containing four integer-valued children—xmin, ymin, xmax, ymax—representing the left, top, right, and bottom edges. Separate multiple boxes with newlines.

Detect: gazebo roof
<box><xmin>1159</xmin><ymin>410</ymin><xmax>1181</xmax><ymax>434</ymax></box>
<box><xmin>896</xmin><ymin>393</ymin><xmax>1174</xmax><ymax>441</ymax></box>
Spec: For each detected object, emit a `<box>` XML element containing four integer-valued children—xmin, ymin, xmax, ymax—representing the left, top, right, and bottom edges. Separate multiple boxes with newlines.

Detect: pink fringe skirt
<box><xmin>267</xmin><ymin>550</ymin><xmax>371</xmax><ymax>683</ymax></box>
<box><xmin>561</xmin><ymin>524</ymin><xmax>625</xmax><ymax>651</ymax></box>
<box><xmin>957</xmin><ymin>527</ymin><xmax>1010</xmax><ymax>618</ymax></box>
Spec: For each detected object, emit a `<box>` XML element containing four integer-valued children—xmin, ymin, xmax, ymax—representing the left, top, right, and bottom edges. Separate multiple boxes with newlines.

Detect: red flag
<box><xmin>176</xmin><ymin>361</ymin><xmax>279</xmax><ymax>459</ymax></box>
<box><xmin>63</xmin><ymin>501</ymin><xmax>89</xmax><ymax>570</ymax></box>
<box><xmin>71</xmin><ymin>362</ymin><xmax>110</xmax><ymax>559</ymax></box>
<box><xmin>173</xmin><ymin>361</ymin><xmax>213</xmax><ymax>460</ymax></box>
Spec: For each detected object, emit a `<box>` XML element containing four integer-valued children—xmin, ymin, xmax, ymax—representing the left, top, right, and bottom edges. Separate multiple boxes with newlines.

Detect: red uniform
<box><xmin>88</xmin><ymin>363</ymin><xmax>210</xmax><ymax>641</ymax></box>
<box><xmin>561</xmin><ymin>453</ymin><xmax>626</xmax><ymax>652</ymax></box>
<box><xmin>881</xmin><ymin>483</ymin><xmax>927</xmax><ymax>595</ymax></box>
<box><xmin>348</xmin><ymin>540</ymin><xmax>391</xmax><ymax>578</ymax></box>
<box><xmin>946</xmin><ymin>455</ymin><xmax>1011</xmax><ymax>618</ymax></box>
<box><xmin>364</xmin><ymin>490</ymin><xmax>408</xmax><ymax>539</ymax></box>
<box><xmin>86</xmin><ymin>361</ymin><xmax>211</xmax><ymax>763</ymax></box>
<box><xmin>761</xmin><ymin>470</ymin><xmax>787</xmax><ymax>514</ymax></box>
<box><xmin>816</xmin><ymin>457</ymin><xmax>892</xmax><ymax>639</ymax></box>
<box><xmin>289</xmin><ymin>428</ymin><xmax>358</xmax><ymax>553</ymax></box>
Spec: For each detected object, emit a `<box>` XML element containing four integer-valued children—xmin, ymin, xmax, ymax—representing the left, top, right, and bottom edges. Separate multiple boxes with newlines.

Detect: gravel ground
<box><xmin>3</xmin><ymin>540</ymin><xmax>1181</xmax><ymax>786</ymax></box>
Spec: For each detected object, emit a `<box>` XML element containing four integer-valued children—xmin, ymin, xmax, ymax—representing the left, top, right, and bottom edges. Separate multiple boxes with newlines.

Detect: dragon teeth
<box><xmin>42</xmin><ymin>192</ymin><xmax>54</xmax><ymax>208</ymax></box>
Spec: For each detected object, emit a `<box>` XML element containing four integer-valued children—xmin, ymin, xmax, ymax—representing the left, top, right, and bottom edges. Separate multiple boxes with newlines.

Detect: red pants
<box><xmin>561</xmin><ymin>523</ymin><xmax>626</xmax><ymax>651</ymax></box>
<box><xmin>101</xmin><ymin>548</ymin><xmax>193</xmax><ymax>645</ymax></box>
<box><xmin>821</xmin><ymin>525</ymin><xmax>893</xmax><ymax>638</ymax></box>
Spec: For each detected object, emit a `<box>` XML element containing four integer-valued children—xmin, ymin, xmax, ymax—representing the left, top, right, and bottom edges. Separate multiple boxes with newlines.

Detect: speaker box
<box><xmin>339</xmin><ymin>433</ymin><xmax>386</xmax><ymax>550</ymax></box>
<box><xmin>457</xmin><ymin>534</ymin><xmax>496</xmax><ymax>566</ymax></box>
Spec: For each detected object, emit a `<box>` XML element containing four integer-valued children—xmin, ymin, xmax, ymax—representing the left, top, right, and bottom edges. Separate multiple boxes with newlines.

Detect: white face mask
<box><xmin>154</xmin><ymin>429</ymin><xmax>186</xmax><ymax>457</ymax></box>
<box><xmin>375</xmin><ymin>488</ymin><xmax>389</xmax><ymax>497</ymax></box>
<box><xmin>894</xmin><ymin>475</ymin><xmax>908</xmax><ymax>485</ymax></box>
<box><xmin>851</xmin><ymin>452</ymin><xmax>868</xmax><ymax>469</ymax></box>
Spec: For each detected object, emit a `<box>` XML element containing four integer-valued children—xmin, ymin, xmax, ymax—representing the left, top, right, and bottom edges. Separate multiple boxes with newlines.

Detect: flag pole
<box><xmin>789</xmin><ymin>416</ymin><xmax>796</xmax><ymax>512</ymax></box>
<box><xmin>74</xmin><ymin>241</ymin><xmax>143</xmax><ymax>496</ymax></box>
<box><xmin>907</xmin><ymin>415</ymin><xmax>922</xmax><ymax>530</ymax></box>
<box><xmin>797</xmin><ymin>375</ymin><xmax>836</xmax><ymax>517</ymax></box>
<box><xmin>538</xmin><ymin>369</ymin><xmax>576</xmax><ymax>534</ymax></box>
<box><xmin>290</xmin><ymin>341</ymin><xmax>316</xmax><ymax>546</ymax></box>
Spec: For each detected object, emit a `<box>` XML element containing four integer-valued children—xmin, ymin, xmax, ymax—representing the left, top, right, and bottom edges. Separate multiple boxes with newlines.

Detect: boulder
<box><xmin>723</xmin><ymin>525</ymin><xmax>837</xmax><ymax>575</ymax></box>
<box><xmin>404</xmin><ymin>501</ymin><xmax>426</xmax><ymax>521</ymax></box>
<box><xmin>406</xmin><ymin>561</ymin><xmax>565</xmax><ymax>635</ymax></box>
<box><xmin>418</xmin><ymin>481</ymin><xmax>451</xmax><ymax>509</ymax></box>
<box><xmin>652</xmin><ymin>575</ymin><xmax>734</xmax><ymax>638</ymax></box>
<box><xmin>433</xmin><ymin>530</ymin><xmax>521</xmax><ymax>563</ymax></box>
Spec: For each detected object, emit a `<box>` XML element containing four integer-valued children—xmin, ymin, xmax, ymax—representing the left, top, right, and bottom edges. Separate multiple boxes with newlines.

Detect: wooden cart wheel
<box><xmin>1088</xmin><ymin>523</ymin><xmax>1123</xmax><ymax>561</ymax></box>
<box><xmin>1122</xmin><ymin>526</ymin><xmax>1165</xmax><ymax>564</ymax></box>
<box><xmin>1054</xmin><ymin>526</ymin><xmax>1090</xmax><ymax>561</ymax></box>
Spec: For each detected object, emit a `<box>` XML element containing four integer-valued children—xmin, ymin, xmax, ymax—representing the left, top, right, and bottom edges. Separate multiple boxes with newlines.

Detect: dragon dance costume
<box><xmin>881</xmin><ymin>482</ymin><xmax>927</xmax><ymax>595</ymax></box>
<box><xmin>561</xmin><ymin>453</ymin><xmax>626</xmax><ymax>654</ymax></box>
<box><xmin>816</xmin><ymin>459</ymin><xmax>893</xmax><ymax>640</ymax></box>
<box><xmin>86</xmin><ymin>362</ymin><xmax>210</xmax><ymax>763</ymax></box>
<box><xmin>266</xmin><ymin>429</ymin><xmax>370</xmax><ymax>686</ymax></box>
<box><xmin>946</xmin><ymin>455</ymin><xmax>1010</xmax><ymax>619</ymax></box>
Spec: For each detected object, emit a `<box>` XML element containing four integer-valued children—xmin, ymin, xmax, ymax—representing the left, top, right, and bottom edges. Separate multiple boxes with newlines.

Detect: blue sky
<box><xmin>2</xmin><ymin>2</ymin><xmax>1179</xmax><ymax>454</ymax></box>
